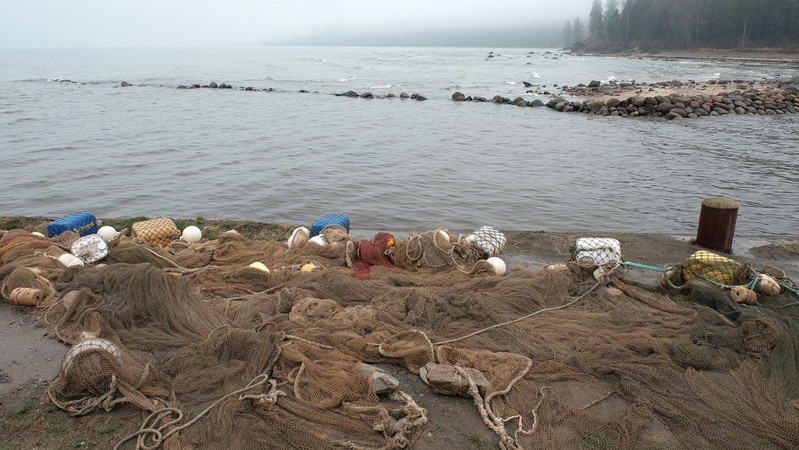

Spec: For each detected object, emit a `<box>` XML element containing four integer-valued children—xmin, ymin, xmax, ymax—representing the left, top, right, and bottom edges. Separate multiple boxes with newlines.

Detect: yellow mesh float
<box><xmin>682</xmin><ymin>250</ymin><xmax>744</xmax><ymax>285</ymax></box>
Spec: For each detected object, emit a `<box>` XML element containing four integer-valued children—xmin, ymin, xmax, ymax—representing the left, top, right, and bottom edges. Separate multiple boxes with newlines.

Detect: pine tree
<box><xmin>589</xmin><ymin>0</ymin><xmax>605</xmax><ymax>42</ymax></box>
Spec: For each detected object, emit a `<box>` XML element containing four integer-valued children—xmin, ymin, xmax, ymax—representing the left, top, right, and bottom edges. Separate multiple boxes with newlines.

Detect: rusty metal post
<box><xmin>695</xmin><ymin>196</ymin><xmax>738</xmax><ymax>253</ymax></box>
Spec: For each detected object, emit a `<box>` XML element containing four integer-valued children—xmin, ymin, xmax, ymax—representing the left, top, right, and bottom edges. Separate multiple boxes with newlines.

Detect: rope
<box><xmin>621</xmin><ymin>261</ymin><xmax>669</xmax><ymax>272</ymax></box>
<box><xmin>456</xmin><ymin>365</ymin><xmax>545</xmax><ymax>450</ymax></box>
<box><xmin>47</xmin><ymin>374</ymin><xmax>120</xmax><ymax>416</ymax></box>
<box><xmin>432</xmin><ymin>278</ymin><xmax>604</xmax><ymax>346</ymax></box>
<box><xmin>622</xmin><ymin>260</ymin><xmax>796</xmax><ymax>296</ymax></box>
<box><xmin>113</xmin><ymin>373</ymin><xmax>282</xmax><ymax>450</ymax></box>
<box><xmin>142</xmin><ymin>247</ymin><xmax>187</xmax><ymax>269</ymax></box>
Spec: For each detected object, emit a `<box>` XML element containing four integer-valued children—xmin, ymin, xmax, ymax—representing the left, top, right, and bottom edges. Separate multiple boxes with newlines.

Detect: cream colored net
<box><xmin>1</xmin><ymin>227</ymin><xmax>799</xmax><ymax>450</ymax></box>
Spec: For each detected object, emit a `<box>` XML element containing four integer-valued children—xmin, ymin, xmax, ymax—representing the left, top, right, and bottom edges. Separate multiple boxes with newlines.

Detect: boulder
<box><xmin>419</xmin><ymin>363</ymin><xmax>489</xmax><ymax>397</ymax></box>
<box><xmin>208</xmin><ymin>81</ymin><xmax>218</xmax><ymax>88</ymax></box>
<box><xmin>606</xmin><ymin>98</ymin><xmax>621</xmax><ymax>107</ymax></box>
<box><xmin>631</xmin><ymin>96</ymin><xmax>646</xmax><ymax>107</ymax></box>
<box><xmin>545</xmin><ymin>98</ymin><xmax>560</xmax><ymax>108</ymax></box>
<box><xmin>656</xmin><ymin>102</ymin><xmax>676</xmax><ymax>113</ymax></box>
<box><xmin>359</xmin><ymin>92</ymin><xmax>374</xmax><ymax>99</ymax></box>
<box><xmin>670</xmin><ymin>108</ymin><xmax>688</xmax><ymax>118</ymax></box>
<box><xmin>672</xmin><ymin>95</ymin><xmax>691</xmax><ymax>106</ymax></box>
<box><xmin>530</xmin><ymin>99</ymin><xmax>545</xmax><ymax>107</ymax></box>
<box><xmin>338</xmin><ymin>91</ymin><xmax>359</xmax><ymax>97</ymax></box>
<box><xmin>361</xmin><ymin>364</ymin><xmax>399</xmax><ymax>395</ymax></box>
<box><xmin>120</xmin><ymin>81</ymin><xmax>131</xmax><ymax>87</ymax></box>
<box><xmin>400</xmin><ymin>92</ymin><xmax>410</xmax><ymax>98</ymax></box>
<box><xmin>415</xmin><ymin>94</ymin><xmax>427</xmax><ymax>101</ymax></box>
<box><xmin>666</xmin><ymin>112</ymin><xmax>684</xmax><ymax>120</ymax></box>
<box><xmin>452</xmin><ymin>91</ymin><xmax>466</xmax><ymax>102</ymax></box>
<box><xmin>219</xmin><ymin>83</ymin><xmax>232</xmax><ymax>89</ymax></box>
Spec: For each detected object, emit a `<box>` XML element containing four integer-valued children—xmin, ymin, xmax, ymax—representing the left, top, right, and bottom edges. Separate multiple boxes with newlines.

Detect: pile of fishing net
<box><xmin>2</xmin><ymin>226</ymin><xmax>799</xmax><ymax>450</ymax></box>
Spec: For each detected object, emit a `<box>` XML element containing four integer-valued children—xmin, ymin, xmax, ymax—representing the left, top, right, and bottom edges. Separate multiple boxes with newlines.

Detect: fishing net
<box><xmin>131</xmin><ymin>218</ymin><xmax>180</xmax><ymax>247</ymax></box>
<box><xmin>2</xmin><ymin>227</ymin><xmax>799</xmax><ymax>449</ymax></box>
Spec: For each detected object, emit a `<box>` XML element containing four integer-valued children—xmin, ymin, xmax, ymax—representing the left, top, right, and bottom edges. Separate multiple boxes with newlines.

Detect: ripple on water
<box><xmin>1</xmin><ymin>48</ymin><xmax>797</xmax><ymax>235</ymax></box>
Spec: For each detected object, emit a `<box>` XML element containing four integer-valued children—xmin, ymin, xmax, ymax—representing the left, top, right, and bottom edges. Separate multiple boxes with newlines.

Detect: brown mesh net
<box><xmin>2</xmin><ymin>227</ymin><xmax>799</xmax><ymax>449</ymax></box>
<box><xmin>132</xmin><ymin>218</ymin><xmax>180</xmax><ymax>247</ymax></box>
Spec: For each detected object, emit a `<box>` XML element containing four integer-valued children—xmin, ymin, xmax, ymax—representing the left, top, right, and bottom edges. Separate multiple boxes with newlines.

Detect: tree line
<box><xmin>563</xmin><ymin>0</ymin><xmax>799</xmax><ymax>51</ymax></box>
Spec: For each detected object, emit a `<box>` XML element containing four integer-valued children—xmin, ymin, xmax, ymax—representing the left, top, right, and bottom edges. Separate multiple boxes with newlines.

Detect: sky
<box><xmin>0</xmin><ymin>0</ymin><xmax>594</xmax><ymax>48</ymax></box>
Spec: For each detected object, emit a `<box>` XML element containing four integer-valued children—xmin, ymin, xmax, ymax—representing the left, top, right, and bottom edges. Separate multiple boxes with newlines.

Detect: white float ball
<box><xmin>756</xmin><ymin>274</ymin><xmax>781</xmax><ymax>296</ymax></box>
<box><xmin>287</xmin><ymin>227</ymin><xmax>310</xmax><ymax>249</ymax></box>
<box><xmin>309</xmin><ymin>235</ymin><xmax>327</xmax><ymax>247</ymax></box>
<box><xmin>97</xmin><ymin>226</ymin><xmax>118</xmax><ymax>242</ymax></box>
<box><xmin>249</xmin><ymin>261</ymin><xmax>271</xmax><ymax>273</ymax></box>
<box><xmin>486</xmin><ymin>257</ymin><xmax>507</xmax><ymax>276</ymax></box>
<box><xmin>31</xmin><ymin>231</ymin><xmax>45</xmax><ymax>238</ymax></box>
<box><xmin>181</xmin><ymin>225</ymin><xmax>203</xmax><ymax>243</ymax></box>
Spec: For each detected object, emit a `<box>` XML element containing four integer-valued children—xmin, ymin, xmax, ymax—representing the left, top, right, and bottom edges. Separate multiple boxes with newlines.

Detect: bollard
<box><xmin>695</xmin><ymin>196</ymin><xmax>738</xmax><ymax>254</ymax></box>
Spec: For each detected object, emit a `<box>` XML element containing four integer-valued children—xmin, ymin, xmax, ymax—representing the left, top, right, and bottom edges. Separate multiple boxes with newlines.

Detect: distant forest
<box><xmin>564</xmin><ymin>0</ymin><xmax>799</xmax><ymax>51</ymax></box>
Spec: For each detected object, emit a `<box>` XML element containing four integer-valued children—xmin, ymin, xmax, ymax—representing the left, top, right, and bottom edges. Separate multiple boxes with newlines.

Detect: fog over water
<box><xmin>0</xmin><ymin>0</ymin><xmax>594</xmax><ymax>48</ymax></box>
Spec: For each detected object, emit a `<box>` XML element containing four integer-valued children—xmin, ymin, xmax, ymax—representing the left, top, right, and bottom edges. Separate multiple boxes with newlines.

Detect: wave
<box><xmin>338</xmin><ymin>77</ymin><xmax>356</xmax><ymax>82</ymax></box>
<box><xmin>369</xmin><ymin>85</ymin><xmax>391</xmax><ymax>89</ymax></box>
<box><xmin>531</xmin><ymin>72</ymin><xmax>541</xmax><ymax>79</ymax></box>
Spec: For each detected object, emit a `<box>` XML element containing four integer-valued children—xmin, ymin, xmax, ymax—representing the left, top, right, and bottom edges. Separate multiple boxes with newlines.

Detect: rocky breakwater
<box><xmin>550</xmin><ymin>79</ymin><xmax>799</xmax><ymax>120</ymax></box>
<box><xmin>335</xmin><ymin>90</ymin><xmax>427</xmax><ymax>101</ymax></box>
<box><xmin>451</xmin><ymin>91</ymin><xmax>545</xmax><ymax>107</ymax></box>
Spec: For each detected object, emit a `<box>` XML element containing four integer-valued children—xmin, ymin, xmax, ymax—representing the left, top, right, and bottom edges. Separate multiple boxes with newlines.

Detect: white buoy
<box><xmin>58</xmin><ymin>253</ymin><xmax>85</xmax><ymax>268</ymax></box>
<box><xmin>756</xmin><ymin>274</ymin><xmax>781</xmax><ymax>296</ymax></box>
<box><xmin>31</xmin><ymin>231</ymin><xmax>45</xmax><ymax>238</ymax></box>
<box><xmin>249</xmin><ymin>261</ymin><xmax>271</xmax><ymax>273</ymax></box>
<box><xmin>287</xmin><ymin>227</ymin><xmax>310</xmax><ymax>249</ymax></box>
<box><xmin>486</xmin><ymin>257</ymin><xmax>506</xmax><ymax>276</ymax></box>
<box><xmin>97</xmin><ymin>225</ymin><xmax>118</xmax><ymax>242</ymax></box>
<box><xmin>181</xmin><ymin>225</ymin><xmax>203</xmax><ymax>243</ymax></box>
<box><xmin>308</xmin><ymin>235</ymin><xmax>327</xmax><ymax>247</ymax></box>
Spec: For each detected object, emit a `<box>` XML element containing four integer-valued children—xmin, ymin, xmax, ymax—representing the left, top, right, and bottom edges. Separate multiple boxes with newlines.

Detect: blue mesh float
<box><xmin>47</xmin><ymin>212</ymin><xmax>98</xmax><ymax>238</ymax></box>
<box><xmin>310</xmin><ymin>213</ymin><xmax>350</xmax><ymax>237</ymax></box>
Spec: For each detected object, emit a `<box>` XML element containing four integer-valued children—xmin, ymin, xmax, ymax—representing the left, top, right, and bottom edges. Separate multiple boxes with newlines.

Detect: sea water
<box><xmin>1</xmin><ymin>47</ymin><xmax>797</xmax><ymax>235</ymax></box>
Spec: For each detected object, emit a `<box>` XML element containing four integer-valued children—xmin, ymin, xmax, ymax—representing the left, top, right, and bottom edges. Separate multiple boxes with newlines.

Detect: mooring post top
<box><xmin>701</xmin><ymin>196</ymin><xmax>739</xmax><ymax>209</ymax></box>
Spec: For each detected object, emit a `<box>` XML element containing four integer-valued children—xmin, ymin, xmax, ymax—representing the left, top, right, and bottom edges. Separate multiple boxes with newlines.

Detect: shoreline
<box><xmin>2</xmin><ymin>215</ymin><xmax>797</xmax><ymax>274</ymax></box>
<box><xmin>573</xmin><ymin>48</ymin><xmax>799</xmax><ymax>64</ymax></box>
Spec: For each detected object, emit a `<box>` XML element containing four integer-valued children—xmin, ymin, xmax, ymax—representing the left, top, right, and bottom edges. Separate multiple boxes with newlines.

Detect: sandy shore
<box><xmin>559</xmin><ymin>48</ymin><xmax>799</xmax><ymax>103</ymax></box>
<box><xmin>560</xmin><ymin>80</ymin><xmax>781</xmax><ymax>103</ymax></box>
